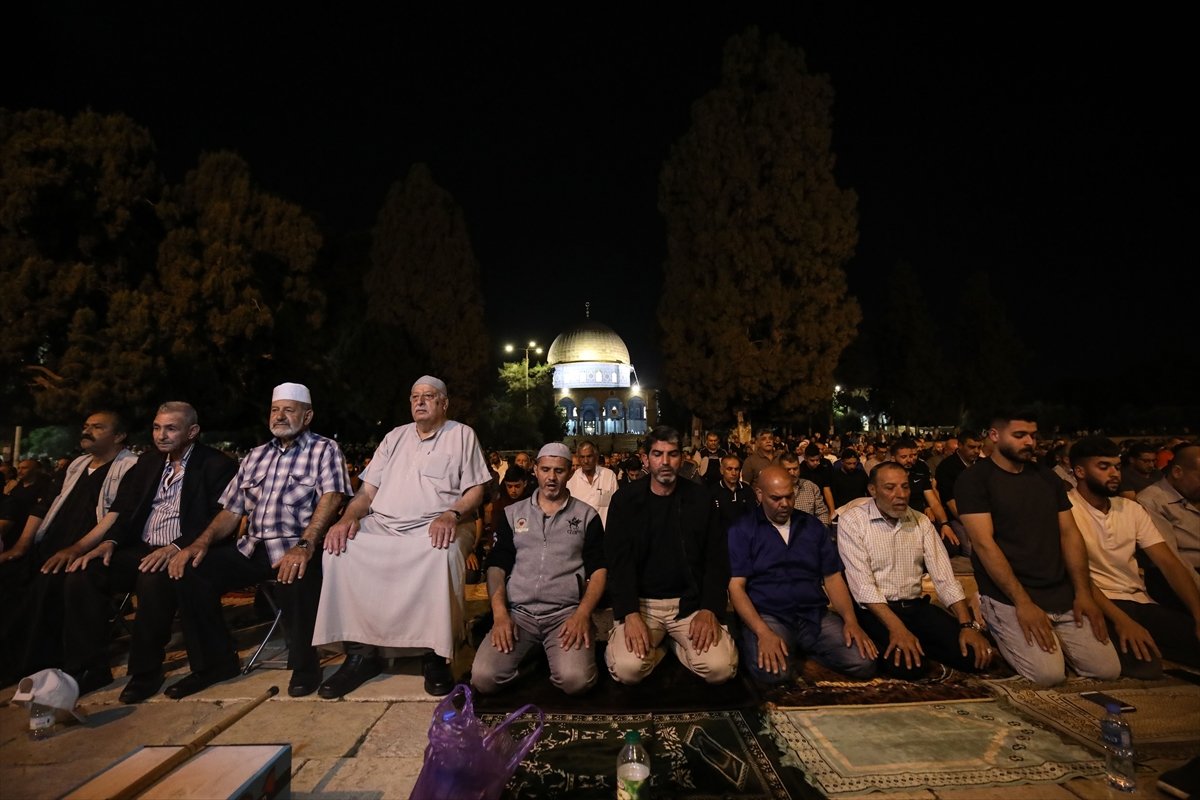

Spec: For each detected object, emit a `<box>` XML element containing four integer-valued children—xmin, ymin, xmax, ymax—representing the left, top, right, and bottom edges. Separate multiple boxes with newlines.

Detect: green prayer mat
<box><xmin>768</xmin><ymin>700</ymin><xmax>1102</xmax><ymax>796</ymax></box>
<box><xmin>481</xmin><ymin>709</ymin><xmax>814</xmax><ymax>799</ymax></box>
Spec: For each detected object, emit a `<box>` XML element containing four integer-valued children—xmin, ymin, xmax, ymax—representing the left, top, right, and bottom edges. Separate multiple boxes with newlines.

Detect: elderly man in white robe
<box><xmin>314</xmin><ymin>376</ymin><xmax>491</xmax><ymax>697</ymax></box>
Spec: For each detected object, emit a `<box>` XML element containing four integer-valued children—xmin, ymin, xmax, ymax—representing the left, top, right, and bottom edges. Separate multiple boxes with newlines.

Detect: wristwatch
<box><xmin>960</xmin><ymin>621</ymin><xmax>981</xmax><ymax>631</ymax></box>
<box><xmin>295</xmin><ymin>540</ymin><xmax>310</xmax><ymax>550</ymax></box>
<box><xmin>447</xmin><ymin>509</ymin><xmax>462</xmax><ymax>520</ymax></box>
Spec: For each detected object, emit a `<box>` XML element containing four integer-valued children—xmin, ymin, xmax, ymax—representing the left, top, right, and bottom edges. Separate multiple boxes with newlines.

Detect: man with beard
<box><xmin>838</xmin><ymin>463</ymin><xmax>993</xmax><ymax>680</ymax></box>
<box><xmin>956</xmin><ymin>412</ymin><xmax>1118</xmax><ymax>686</ymax></box>
<box><xmin>1</xmin><ymin>459</ymin><xmax>54</xmax><ymax>552</ymax></box>
<box><xmin>471</xmin><ymin>443</ymin><xmax>606</xmax><ymax>695</ymax></box>
<box><xmin>168</xmin><ymin>383</ymin><xmax>350</xmax><ymax>698</ymax></box>
<box><xmin>740</xmin><ymin>430</ymin><xmax>777</xmax><ymax>489</ymax></box>
<box><xmin>729</xmin><ymin>466</ymin><xmax>876</xmax><ymax>683</ymax></box>
<box><xmin>605</xmin><ymin>426</ymin><xmax>737</xmax><ymax>685</ymax></box>
<box><xmin>1118</xmin><ymin>442</ymin><xmax>1161</xmax><ymax>499</ymax></box>
<box><xmin>1068</xmin><ymin>436</ymin><xmax>1200</xmax><ymax>677</ymax></box>
<box><xmin>0</xmin><ymin>411</ymin><xmax>136</xmax><ymax>683</ymax></box>
<box><xmin>63</xmin><ymin>402</ymin><xmax>236</xmax><ymax>701</ymax></box>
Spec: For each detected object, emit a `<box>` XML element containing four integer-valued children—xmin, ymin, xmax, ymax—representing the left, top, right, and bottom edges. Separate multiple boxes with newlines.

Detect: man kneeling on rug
<box><xmin>605</xmin><ymin>426</ymin><xmax>738</xmax><ymax>685</ymax></box>
<box><xmin>837</xmin><ymin>462</ymin><xmax>995</xmax><ymax>680</ymax></box>
<box><xmin>471</xmin><ymin>443</ymin><xmax>606</xmax><ymax>695</ymax></box>
<box><xmin>728</xmin><ymin>466</ymin><xmax>877</xmax><ymax>684</ymax></box>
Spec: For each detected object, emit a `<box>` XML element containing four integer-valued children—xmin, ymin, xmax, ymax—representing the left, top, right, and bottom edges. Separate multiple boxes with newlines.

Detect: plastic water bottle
<box><xmin>28</xmin><ymin>703</ymin><xmax>56</xmax><ymax>740</ymax></box>
<box><xmin>617</xmin><ymin>730</ymin><xmax>650</xmax><ymax>799</ymax></box>
<box><xmin>1101</xmin><ymin>703</ymin><xmax>1135</xmax><ymax>791</ymax></box>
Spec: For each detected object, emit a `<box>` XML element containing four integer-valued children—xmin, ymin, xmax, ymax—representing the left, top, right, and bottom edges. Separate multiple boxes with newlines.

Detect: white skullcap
<box><xmin>272</xmin><ymin>382</ymin><xmax>312</xmax><ymax>404</ymax></box>
<box><xmin>537</xmin><ymin>443</ymin><xmax>572</xmax><ymax>462</ymax></box>
<box><xmin>412</xmin><ymin>375</ymin><xmax>448</xmax><ymax>395</ymax></box>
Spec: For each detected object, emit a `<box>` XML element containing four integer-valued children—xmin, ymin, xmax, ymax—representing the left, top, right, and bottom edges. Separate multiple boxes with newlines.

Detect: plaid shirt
<box><xmin>793</xmin><ymin>477</ymin><xmax>830</xmax><ymax>525</ymax></box>
<box><xmin>143</xmin><ymin>445</ymin><xmax>194</xmax><ymax>546</ymax></box>
<box><xmin>221</xmin><ymin>430</ymin><xmax>351</xmax><ymax>564</ymax></box>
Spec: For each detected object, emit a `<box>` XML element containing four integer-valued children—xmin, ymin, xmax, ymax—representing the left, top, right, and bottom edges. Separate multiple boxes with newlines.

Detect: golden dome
<box><xmin>546</xmin><ymin>321</ymin><xmax>630</xmax><ymax>366</ymax></box>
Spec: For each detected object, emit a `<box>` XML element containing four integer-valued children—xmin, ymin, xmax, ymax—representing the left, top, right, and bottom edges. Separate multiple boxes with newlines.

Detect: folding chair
<box><xmin>242</xmin><ymin>580</ymin><xmax>290</xmax><ymax>674</ymax></box>
<box><xmin>109</xmin><ymin>592</ymin><xmax>134</xmax><ymax>637</ymax></box>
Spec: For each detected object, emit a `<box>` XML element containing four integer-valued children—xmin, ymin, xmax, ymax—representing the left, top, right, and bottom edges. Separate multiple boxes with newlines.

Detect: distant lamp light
<box><xmin>834</xmin><ymin>385</ymin><xmax>842</xmax><ymax>393</ymax></box>
<box><xmin>504</xmin><ymin>344</ymin><xmax>514</xmax><ymax>353</ymax></box>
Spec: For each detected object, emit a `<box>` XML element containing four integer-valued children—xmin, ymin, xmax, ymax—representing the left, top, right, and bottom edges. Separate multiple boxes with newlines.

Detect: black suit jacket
<box><xmin>107</xmin><ymin>443</ymin><xmax>238</xmax><ymax>549</ymax></box>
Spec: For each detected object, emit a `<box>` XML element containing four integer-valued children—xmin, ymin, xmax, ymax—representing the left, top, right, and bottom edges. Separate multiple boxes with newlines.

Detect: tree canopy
<box><xmin>658</xmin><ymin>28</ymin><xmax>860</xmax><ymax>426</ymax></box>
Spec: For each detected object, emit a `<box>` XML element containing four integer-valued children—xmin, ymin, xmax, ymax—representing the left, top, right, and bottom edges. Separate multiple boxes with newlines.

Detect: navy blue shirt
<box><xmin>728</xmin><ymin>506</ymin><xmax>842</xmax><ymax>624</ymax></box>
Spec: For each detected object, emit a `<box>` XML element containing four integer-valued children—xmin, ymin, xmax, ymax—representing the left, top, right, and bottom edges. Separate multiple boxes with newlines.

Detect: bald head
<box><xmin>755</xmin><ymin>466</ymin><xmax>796</xmax><ymax>525</ymax></box>
<box><xmin>1168</xmin><ymin>443</ymin><xmax>1200</xmax><ymax>503</ymax></box>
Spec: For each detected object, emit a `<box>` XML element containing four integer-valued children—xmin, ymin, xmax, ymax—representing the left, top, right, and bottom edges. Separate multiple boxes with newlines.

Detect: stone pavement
<box><xmin>0</xmin><ymin>586</ymin><xmax>1189</xmax><ymax>799</ymax></box>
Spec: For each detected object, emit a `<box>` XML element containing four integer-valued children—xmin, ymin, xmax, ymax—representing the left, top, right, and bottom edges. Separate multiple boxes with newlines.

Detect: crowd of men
<box><xmin>2</xmin><ymin>387</ymin><xmax>1197</xmax><ymax>705</ymax></box>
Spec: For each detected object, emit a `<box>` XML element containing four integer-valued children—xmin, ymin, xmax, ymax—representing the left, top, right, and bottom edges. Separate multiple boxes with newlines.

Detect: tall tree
<box><xmin>876</xmin><ymin>261</ymin><xmax>949</xmax><ymax>427</ymax></box>
<box><xmin>658</xmin><ymin>28</ymin><xmax>860</xmax><ymax>426</ymax></box>
<box><xmin>152</xmin><ymin>151</ymin><xmax>324</xmax><ymax>426</ymax></box>
<box><xmin>364</xmin><ymin>163</ymin><xmax>489</xmax><ymax>421</ymax></box>
<box><xmin>0</xmin><ymin>108</ymin><xmax>164</xmax><ymax>421</ymax></box>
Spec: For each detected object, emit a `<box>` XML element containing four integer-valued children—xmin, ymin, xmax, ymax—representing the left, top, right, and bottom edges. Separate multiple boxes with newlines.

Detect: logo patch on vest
<box><xmin>515</xmin><ymin>517</ymin><xmax>529</xmax><ymax>533</ymax></box>
<box><xmin>567</xmin><ymin>516</ymin><xmax>582</xmax><ymax>535</ymax></box>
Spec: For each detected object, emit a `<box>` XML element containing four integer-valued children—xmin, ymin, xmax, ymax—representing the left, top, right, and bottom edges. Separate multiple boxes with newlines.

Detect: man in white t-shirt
<box><xmin>565</xmin><ymin>440</ymin><xmax>618</xmax><ymax>526</ymax></box>
<box><xmin>1068</xmin><ymin>436</ymin><xmax>1200</xmax><ymax>678</ymax></box>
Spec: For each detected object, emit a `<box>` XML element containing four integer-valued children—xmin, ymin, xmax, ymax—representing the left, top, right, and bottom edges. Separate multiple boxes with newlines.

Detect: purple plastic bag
<box><xmin>409</xmin><ymin>684</ymin><xmax>544</xmax><ymax>800</ymax></box>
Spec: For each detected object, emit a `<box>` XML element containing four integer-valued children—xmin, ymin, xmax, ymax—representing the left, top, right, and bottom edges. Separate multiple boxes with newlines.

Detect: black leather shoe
<box><xmin>74</xmin><ymin>667</ymin><xmax>114</xmax><ymax>696</ymax></box>
<box><xmin>422</xmin><ymin>653</ymin><xmax>455</xmax><ymax>697</ymax></box>
<box><xmin>165</xmin><ymin>662</ymin><xmax>240</xmax><ymax>699</ymax></box>
<box><xmin>288</xmin><ymin>669</ymin><xmax>322</xmax><ymax>698</ymax></box>
<box><xmin>318</xmin><ymin>654</ymin><xmax>381</xmax><ymax>699</ymax></box>
<box><xmin>120</xmin><ymin>672</ymin><xmax>164</xmax><ymax>704</ymax></box>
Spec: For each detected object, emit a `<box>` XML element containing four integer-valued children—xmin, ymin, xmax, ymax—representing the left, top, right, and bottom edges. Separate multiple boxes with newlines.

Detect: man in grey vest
<box><xmin>471</xmin><ymin>443</ymin><xmax>606</xmax><ymax>695</ymax></box>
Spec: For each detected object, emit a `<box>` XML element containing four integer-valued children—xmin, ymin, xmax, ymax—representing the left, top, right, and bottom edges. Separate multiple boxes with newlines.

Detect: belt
<box><xmin>887</xmin><ymin>597</ymin><xmax>927</xmax><ymax>609</ymax></box>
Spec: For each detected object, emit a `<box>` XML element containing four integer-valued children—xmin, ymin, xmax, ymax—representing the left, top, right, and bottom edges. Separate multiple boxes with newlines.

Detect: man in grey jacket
<box><xmin>471</xmin><ymin>443</ymin><xmax>606</xmax><ymax>695</ymax></box>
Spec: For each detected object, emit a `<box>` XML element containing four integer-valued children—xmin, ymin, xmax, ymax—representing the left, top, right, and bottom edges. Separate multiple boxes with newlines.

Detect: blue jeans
<box><xmin>738</xmin><ymin>610</ymin><xmax>875</xmax><ymax>683</ymax></box>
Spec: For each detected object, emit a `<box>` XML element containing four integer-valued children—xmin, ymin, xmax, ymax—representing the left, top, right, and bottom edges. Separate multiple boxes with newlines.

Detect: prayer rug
<box><xmin>768</xmin><ymin>700</ymin><xmax>1102</xmax><ymax>796</ymax></box>
<box><xmin>470</xmin><ymin>642</ymin><xmax>757</xmax><ymax>714</ymax></box>
<box><xmin>764</xmin><ymin>663</ymin><xmax>993</xmax><ymax>709</ymax></box>
<box><xmin>482</xmin><ymin>709</ymin><xmax>814</xmax><ymax>799</ymax></box>
<box><xmin>985</xmin><ymin>675</ymin><xmax>1200</xmax><ymax>760</ymax></box>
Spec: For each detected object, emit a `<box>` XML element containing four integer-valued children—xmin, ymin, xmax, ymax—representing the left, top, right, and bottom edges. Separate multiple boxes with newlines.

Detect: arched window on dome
<box><xmin>628</xmin><ymin>397</ymin><xmax>647</xmax><ymax>435</ymax></box>
<box><xmin>605</xmin><ymin>398</ymin><xmax>626</xmax><ymax>435</ymax></box>
<box><xmin>580</xmin><ymin>396</ymin><xmax>599</xmax><ymax>437</ymax></box>
<box><xmin>557</xmin><ymin>397</ymin><xmax>577</xmax><ymax>436</ymax></box>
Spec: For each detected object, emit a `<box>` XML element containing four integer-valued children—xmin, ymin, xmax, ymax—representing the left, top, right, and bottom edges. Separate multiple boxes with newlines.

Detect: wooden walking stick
<box><xmin>104</xmin><ymin>685</ymin><xmax>280</xmax><ymax>800</ymax></box>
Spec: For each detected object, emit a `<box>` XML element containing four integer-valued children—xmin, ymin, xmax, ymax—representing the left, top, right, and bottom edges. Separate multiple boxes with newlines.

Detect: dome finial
<box><xmin>585</xmin><ymin>301</ymin><xmax>590</xmax><ymax>319</ymax></box>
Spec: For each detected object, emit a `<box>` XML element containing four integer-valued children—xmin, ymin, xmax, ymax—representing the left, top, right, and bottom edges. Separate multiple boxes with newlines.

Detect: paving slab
<box><xmin>355</xmin><ymin>702</ymin><xmax>438</xmax><ymax>758</ymax></box>
<box><xmin>205</xmin><ymin>699</ymin><xmax>391</xmax><ymax>760</ymax></box>
<box><xmin>291</xmin><ymin>755</ymin><xmax>424</xmax><ymax>799</ymax></box>
<box><xmin>934</xmin><ymin>783</ymin><xmax>1077</xmax><ymax>799</ymax></box>
<box><xmin>0</xmin><ymin>758</ymin><xmax>136</xmax><ymax>800</ymax></box>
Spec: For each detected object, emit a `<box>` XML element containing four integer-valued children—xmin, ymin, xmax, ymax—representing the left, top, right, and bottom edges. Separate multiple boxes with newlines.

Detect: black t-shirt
<box><xmin>907</xmin><ymin>459</ymin><xmax>934</xmax><ymax>512</ymax></box>
<box><xmin>0</xmin><ymin>474</ymin><xmax>54</xmax><ymax>549</ymax></box>
<box><xmin>828</xmin><ymin>466</ymin><xmax>868</xmax><ymax>509</ymax></box>
<box><xmin>956</xmin><ymin>458</ymin><xmax>1074</xmax><ymax>612</ymax></box>
<box><xmin>37</xmin><ymin>461</ymin><xmax>113</xmax><ymax>555</ymax></box>
<box><xmin>799</xmin><ymin>460</ymin><xmax>832</xmax><ymax>490</ymax></box>
<box><xmin>935</xmin><ymin>454</ymin><xmax>970</xmax><ymax>506</ymax></box>
<box><xmin>639</xmin><ymin>491</ymin><xmax>691</xmax><ymax>599</ymax></box>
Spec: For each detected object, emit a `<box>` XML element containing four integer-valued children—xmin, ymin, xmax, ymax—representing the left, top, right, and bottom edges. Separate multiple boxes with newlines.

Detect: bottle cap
<box><xmin>625</xmin><ymin>731</ymin><xmax>641</xmax><ymax>744</ymax></box>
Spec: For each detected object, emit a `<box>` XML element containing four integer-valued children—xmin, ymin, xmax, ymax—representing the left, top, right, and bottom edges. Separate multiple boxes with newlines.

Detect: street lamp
<box><xmin>504</xmin><ymin>340</ymin><xmax>543</xmax><ymax>407</ymax></box>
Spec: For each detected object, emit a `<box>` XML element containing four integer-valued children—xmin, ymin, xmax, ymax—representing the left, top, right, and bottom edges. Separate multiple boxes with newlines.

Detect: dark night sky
<box><xmin>6</xmin><ymin>5</ymin><xmax>1195</xmax><ymax>410</ymax></box>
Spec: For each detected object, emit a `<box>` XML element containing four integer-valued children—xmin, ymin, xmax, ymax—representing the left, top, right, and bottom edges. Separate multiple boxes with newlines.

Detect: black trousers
<box><xmin>854</xmin><ymin>596</ymin><xmax>989</xmax><ymax>680</ymax></box>
<box><xmin>63</xmin><ymin>543</ymin><xmax>177</xmax><ymax>678</ymax></box>
<box><xmin>175</xmin><ymin>542</ymin><xmax>322</xmax><ymax>675</ymax></box>
<box><xmin>1110</xmin><ymin>598</ymin><xmax>1200</xmax><ymax>678</ymax></box>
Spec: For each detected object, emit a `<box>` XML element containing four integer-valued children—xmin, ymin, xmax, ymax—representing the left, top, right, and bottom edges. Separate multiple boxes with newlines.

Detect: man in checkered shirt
<box><xmin>168</xmin><ymin>383</ymin><xmax>351</xmax><ymax>699</ymax></box>
<box><xmin>837</xmin><ymin>462</ymin><xmax>994</xmax><ymax>680</ymax></box>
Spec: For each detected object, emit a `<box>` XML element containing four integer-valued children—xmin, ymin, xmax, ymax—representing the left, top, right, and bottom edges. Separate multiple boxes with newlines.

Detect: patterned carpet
<box><xmin>985</xmin><ymin>674</ymin><xmax>1200</xmax><ymax>760</ymax></box>
<box><xmin>480</xmin><ymin>709</ymin><xmax>815</xmax><ymax>799</ymax></box>
<box><xmin>763</xmin><ymin>662</ymin><xmax>993</xmax><ymax>709</ymax></box>
<box><xmin>767</xmin><ymin>700</ymin><xmax>1103</xmax><ymax>796</ymax></box>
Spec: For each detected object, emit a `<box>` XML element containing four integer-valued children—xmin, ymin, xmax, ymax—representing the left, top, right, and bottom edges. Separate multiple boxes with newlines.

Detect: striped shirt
<box><xmin>143</xmin><ymin>445</ymin><xmax>193</xmax><ymax>547</ymax></box>
<box><xmin>836</xmin><ymin>500</ymin><xmax>966</xmax><ymax>608</ymax></box>
<box><xmin>221</xmin><ymin>430</ymin><xmax>351</xmax><ymax>564</ymax></box>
